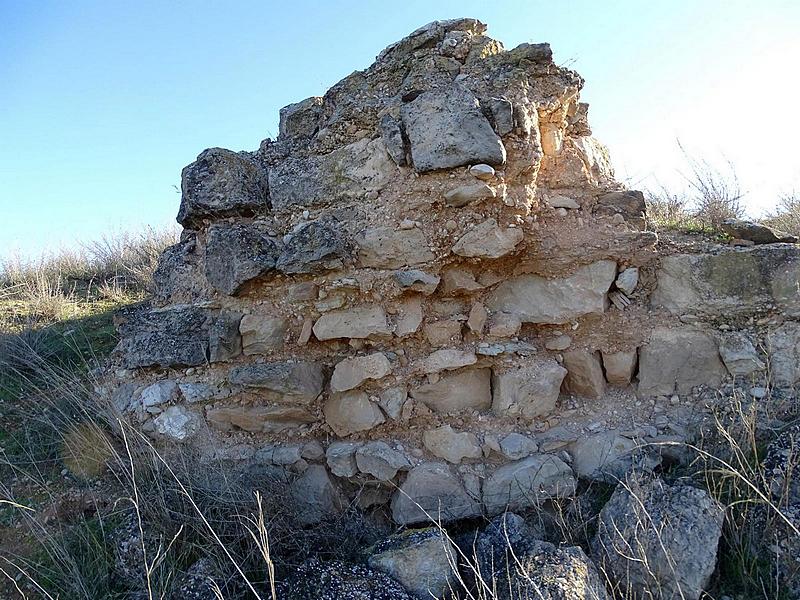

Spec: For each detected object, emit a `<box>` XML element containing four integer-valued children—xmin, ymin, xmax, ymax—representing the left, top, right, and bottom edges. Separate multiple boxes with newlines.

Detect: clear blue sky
<box><xmin>2</xmin><ymin>0</ymin><xmax>799</xmax><ymax>261</ymax></box>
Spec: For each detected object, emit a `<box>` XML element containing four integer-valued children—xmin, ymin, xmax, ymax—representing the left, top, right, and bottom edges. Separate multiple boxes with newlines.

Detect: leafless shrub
<box><xmin>762</xmin><ymin>193</ymin><xmax>800</xmax><ymax>237</ymax></box>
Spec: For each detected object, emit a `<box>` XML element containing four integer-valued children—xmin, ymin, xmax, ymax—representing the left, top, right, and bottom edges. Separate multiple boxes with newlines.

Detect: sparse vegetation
<box><xmin>762</xmin><ymin>193</ymin><xmax>800</xmax><ymax>237</ymax></box>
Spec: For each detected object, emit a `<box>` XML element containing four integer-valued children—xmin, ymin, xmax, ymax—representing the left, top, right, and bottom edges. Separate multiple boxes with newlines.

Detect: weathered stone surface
<box><xmin>720</xmin><ymin>218</ymin><xmax>798</xmax><ymax>244</ymax></box>
<box><xmin>569</xmin><ymin>431</ymin><xmax>659</xmax><ymax>482</ymax></box>
<box><xmin>208</xmin><ymin>312</ymin><xmax>242</xmax><ymax>362</ymax></box>
<box><xmin>289</xmin><ymin>465</ymin><xmax>343</xmax><ymax>525</ymax></box>
<box><xmin>355</xmin><ymin>442</ymin><xmax>410</xmax><ymax>480</ymax></box>
<box><xmin>411</xmin><ymin>368</ymin><xmax>491</xmax><ymax>413</ymax></box>
<box><xmin>278</xmin><ymin>96</ymin><xmax>323</xmax><ymax>140</ymax></box>
<box><xmin>615</xmin><ymin>267</ymin><xmax>639</xmax><ymax>295</ymax></box>
<box><xmin>469</xmin><ymin>163</ymin><xmax>495</xmax><ymax>180</ymax></box>
<box><xmin>441</xmin><ymin>268</ymin><xmax>483</xmax><ymax>294</ymax></box>
<box><xmin>499</xmin><ymin>433</ymin><xmax>539</xmax><ymax>460</ymax></box>
<box><xmin>368</xmin><ymin>529</ymin><xmax>456</xmax><ymax>599</ymax></box>
<box><xmin>718</xmin><ymin>332</ymin><xmax>765</xmax><ymax>376</ymax></box>
<box><xmin>638</xmin><ymin>327</ymin><xmax>726</xmax><ymax>396</ymax></box>
<box><xmin>444</xmin><ymin>182</ymin><xmax>495</xmax><ymax>207</ymax></box>
<box><xmin>228</xmin><ymin>361</ymin><xmax>324</xmax><ymax>403</ymax></box>
<box><xmin>562</xmin><ymin>349</ymin><xmax>606</xmax><ymax>398</ymax></box>
<box><xmin>652</xmin><ymin>247</ymin><xmax>800</xmax><ymax>318</ymax></box>
<box><xmin>394</xmin><ymin>269</ymin><xmax>440</xmax><ymax>295</ymax></box>
<box><xmin>378</xmin><ymin>113</ymin><xmax>407</xmax><ymax>166</ymax></box>
<box><xmin>239</xmin><ymin>314</ymin><xmax>288</xmax><ymax>355</ymax></box>
<box><xmin>545</xmin><ymin>334</ymin><xmax>572</xmax><ymax>351</ymax></box>
<box><xmin>115</xmin><ymin>306</ymin><xmax>210</xmax><ymax>368</ymax></box>
<box><xmin>268</xmin><ymin>137</ymin><xmax>394</xmax><ymax>210</ymax></box>
<box><xmin>467</xmin><ymin>302</ymin><xmax>487</xmax><ymax>333</ymax></box>
<box><xmin>594</xmin><ymin>190</ymin><xmax>646</xmax><ymax>228</ymax></box>
<box><xmin>378</xmin><ymin>386</ymin><xmax>408</xmax><ymax>420</ymax></box>
<box><xmin>492</xmin><ymin>360</ymin><xmax>567</xmax><ymax>419</ymax></box>
<box><xmin>418</xmin><ymin>349</ymin><xmax>477</xmax><ymax>374</ymax></box>
<box><xmin>323</xmin><ymin>391</ymin><xmax>385</xmax><ymax>436</ymax></box>
<box><xmin>423</xmin><ymin>319</ymin><xmax>462</xmax><ymax>346</ymax></box>
<box><xmin>593</xmin><ymin>475</ymin><xmax>724</xmax><ymax>600</ymax></box>
<box><xmin>487</xmin><ymin>260</ymin><xmax>617</xmax><ymax>324</ymax></box>
<box><xmin>601</xmin><ymin>349</ymin><xmax>638</xmax><ymax>386</ymax></box>
<box><xmin>763</xmin><ymin>422</ymin><xmax>800</xmax><ymax>504</ymax></box>
<box><xmin>475</xmin><ymin>513</ymin><xmax>610</xmax><ymax>600</ymax></box>
<box><xmin>204</xmin><ymin>222</ymin><xmax>281</xmax><ymax>295</ymax></box>
<box><xmin>452</xmin><ymin>219</ymin><xmax>523</xmax><ymax>259</ymax></box>
<box><xmin>483</xmin><ymin>455</ymin><xmax>576</xmax><ymax>515</ymax></box>
<box><xmin>395</xmin><ymin>296</ymin><xmax>424</xmax><ymax>337</ymax></box>
<box><xmin>331</xmin><ymin>352</ymin><xmax>392</xmax><ymax>392</ymax></box>
<box><xmin>153</xmin><ymin>406</ymin><xmax>200</xmax><ymax>441</ymax></box>
<box><xmin>356</xmin><ymin>227</ymin><xmax>434</xmax><ymax>269</ymax></box>
<box><xmin>423</xmin><ymin>425</ymin><xmax>482</xmax><ymax>463</ymax></box>
<box><xmin>276</xmin><ymin>218</ymin><xmax>350</xmax><ymax>274</ymax></box>
<box><xmin>139</xmin><ymin>380</ymin><xmax>180</xmax><ymax>409</ymax></box>
<box><xmin>206</xmin><ymin>405</ymin><xmax>315</xmax><ymax>433</ymax></box>
<box><xmin>401</xmin><ymin>83</ymin><xmax>506</xmax><ymax>172</ymax></box>
<box><xmin>391</xmin><ymin>462</ymin><xmax>481</xmax><ymax>524</ymax></box>
<box><xmin>312</xmin><ymin>305</ymin><xmax>391</xmax><ymax>340</ymax></box>
<box><xmin>276</xmin><ymin>559</ymin><xmax>414</xmax><ymax>600</ymax></box>
<box><xmin>488</xmin><ymin>311</ymin><xmax>522</xmax><ymax>338</ymax></box>
<box><xmin>326</xmin><ymin>441</ymin><xmax>361</xmax><ymax>477</ymax></box>
<box><xmin>152</xmin><ymin>235</ymin><xmax>203</xmax><ymax>304</ymax></box>
<box><xmin>767</xmin><ymin>322</ymin><xmax>800</xmax><ymax>386</ymax></box>
<box><xmin>178</xmin><ymin>148</ymin><xmax>269</xmax><ymax>228</ymax></box>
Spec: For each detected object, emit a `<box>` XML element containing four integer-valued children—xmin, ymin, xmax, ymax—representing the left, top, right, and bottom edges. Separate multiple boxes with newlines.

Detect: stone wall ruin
<box><xmin>107</xmin><ymin>19</ymin><xmax>800</xmax><ymax>525</ymax></box>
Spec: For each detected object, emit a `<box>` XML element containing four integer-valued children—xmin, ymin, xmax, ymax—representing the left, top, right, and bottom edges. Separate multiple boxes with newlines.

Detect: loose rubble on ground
<box><xmin>100</xmin><ymin>18</ymin><xmax>800</xmax><ymax>599</ymax></box>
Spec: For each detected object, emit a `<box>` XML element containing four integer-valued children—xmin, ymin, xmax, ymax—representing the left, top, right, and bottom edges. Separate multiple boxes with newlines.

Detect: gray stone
<box><xmin>395</xmin><ymin>296</ymin><xmax>424</xmax><ymax>337</ymax></box>
<box><xmin>275</xmin><ymin>559</ymin><xmax>413</xmax><ymax>600</ymax></box>
<box><xmin>638</xmin><ymin>327</ymin><xmax>726</xmax><ymax>396</ymax></box>
<box><xmin>562</xmin><ymin>349</ymin><xmax>606</xmax><ymax>399</ymax></box>
<box><xmin>278</xmin><ymin>96</ymin><xmax>323</xmax><ymax>140</ymax></box>
<box><xmin>302</xmin><ymin>440</ymin><xmax>325</xmax><ymax>461</ymax></box>
<box><xmin>289</xmin><ymin>465</ymin><xmax>343</xmax><ymax>525</ymax></box>
<box><xmin>491</xmin><ymin>360</ymin><xmax>567</xmax><ymax>419</ymax></box>
<box><xmin>440</xmin><ymin>268</ymin><xmax>483</xmax><ymax>294</ymax></box>
<box><xmin>401</xmin><ymin>83</ymin><xmax>506</xmax><ymax>172</ymax></box>
<box><xmin>545</xmin><ymin>334</ymin><xmax>572</xmax><ymax>351</ymax></box>
<box><xmin>208</xmin><ymin>311</ymin><xmax>242</xmax><ymax>362</ymax></box>
<box><xmin>652</xmin><ymin>247</ymin><xmax>800</xmax><ymax>318</ymax></box>
<box><xmin>593</xmin><ymin>475</ymin><xmax>724</xmax><ymax>600</ymax></box>
<box><xmin>418</xmin><ymin>349</ymin><xmax>477</xmax><ymax>374</ymax></box>
<box><xmin>469</xmin><ymin>163</ymin><xmax>495</xmax><ymax>180</ymax></box>
<box><xmin>204</xmin><ymin>222</ymin><xmax>281</xmax><ymax>295</ymax></box>
<box><xmin>391</xmin><ymin>462</ymin><xmax>481</xmax><ymax>524</ymax></box>
<box><xmin>239</xmin><ymin>314</ymin><xmax>288</xmax><ymax>355</ymax></box>
<box><xmin>546</xmin><ymin>194</ymin><xmax>580</xmax><ymax>209</ymax></box>
<box><xmin>718</xmin><ymin>332</ymin><xmax>765</xmax><ymax>376</ymax></box>
<box><xmin>313</xmin><ymin>305</ymin><xmax>392</xmax><ymax>340</ymax></box>
<box><xmin>570</xmin><ymin>431</ymin><xmax>659</xmax><ymax>482</ymax></box>
<box><xmin>487</xmin><ymin>260</ymin><xmax>617</xmax><ymax>324</ymax></box>
<box><xmin>153</xmin><ymin>406</ymin><xmax>200</xmax><ymax>441</ymax></box>
<box><xmin>499</xmin><ymin>433</ymin><xmax>539</xmax><ymax>460</ymax></box>
<box><xmin>394</xmin><ymin>269</ymin><xmax>440</xmax><ymax>295</ymax></box>
<box><xmin>325</xmin><ymin>442</ymin><xmax>361</xmax><ymax>477</ymax></box>
<box><xmin>228</xmin><ymin>361</ymin><xmax>324</xmax><ymax>403</ymax></box>
<box><xmin>378</xmin><ymin>113</ymin><xmax>407</xmax><ymax>166</ymax></box>
<box><xmin>276</xmin><ymin>218</ymin><xmax>350</xmax><ymax>274</ymax></box>
<box><xmin>767</xmin><ymin>322</ymin><xmax>800</xmax><ymax>386</ymax></box>
<box><xmin>422</xmin><ymin>425</ymin><xmax>482</xmax><ymax>463</ymax></box>
<box><xmin>151</xmin><ymin>235</ymin><xmax>203</xmax><ymax>304</ymax></box>
<box><xmin>602</xmin><ymin>349</ymin><xmax>638</xmax><ymax>386</ymax></box>
<box><xmin>330</xmin><ymin>352</ymin><xmax>392</xmax><ymax>392</ymax></box>
<box><xmin>410</xmin><ymin>368</ymin><xmax>492</xmax><ymax>413</ymax></box>
<box><xmin>139</xmin><ymin>380</ymin><xmax>180</xmax><ymax>409</ymax></box>
<box><xmin>355</xmin><ymin>441</ymin><xmax>411</xmax><ymax>480</ymax></box>
<box><xmin>475</xmin><ymin>513</ymin><xmax>610</xmax><ymax>600</ymax></box>
<box><xmin>115</xmin><ymin>305</ymin><xmax>210</xmax><ymax>368</ymax></box>
<box><xmin>452</xmin><ymin>219</ymin><xmax>523</xmax><ymax>259</ymax></box>
<box><xmin>488</xmin><ymin>97</ymin><xmax>514</xmax><ymax>136</ymax></box>
<box><xmin>444</xmin><ymin>182</ymin><xmax>495</xmax><ymax>207</ymax></box>
<box><xmin>368</xmin><ymin>529</ymin><xmax>456</xmax><ymax>599</ymax></box>
<box><xmin>177</xmin><ymin>148</ymin><xmax>269</xmax><ymax>228</ymax></box>
<box><xmin>377</xmin><ymin>386</ymin><xmax>408</xmax><ymax>420</ymax></box>
<box><xmin>615</xmin><ymin>267</ymin><xmax>639</xmax><ymax>295</ymax></box>
<box><xmin>594</xmin><ymin>190</ymin><xmax>646</xmax><ymax>229</ymax></box>
<box><xmin>256</xmin><ymin>444</ymin><xmax>303</xmax><ymax>466</ymax></box>
<box><xmin>355</xmin><ymin>226</ymin><xmax>434</xmax><ymax>269</ymax></box>
<box><xmin>323</xmin><ymin>391</ymin><xmax>385</xmax><ymax>436</ymax></box>
<box><xmin>483</xmin><ymin>455</ymin><xmax>576</xmax><ymax>515</ymax></box>
<box><xmin>720</xmin><ymin>218</ymin><xmax>798</xmax><ymax>244</ymax></box>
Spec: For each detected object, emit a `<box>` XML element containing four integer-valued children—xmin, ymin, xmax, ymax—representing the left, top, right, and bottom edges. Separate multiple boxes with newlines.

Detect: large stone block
<box><xmin>206</xmin><ymin>405</ymin><xmax>316</xmax><ymax>433</ymax></box>
<box><xmin>451</xmin><ymin>219</ymin><xmax>523</xmax><ymax>259</ymax></box>
<box><xmin>401</xmin><ymin>83</ymin><xmax>506</xmax><ymax>172</ymax></box>
<box><xmin>323</xmin><ymin>391</ymin><xmax>385</xmax><ymax>436</ymax></box>
<box><xmin>355</xmin><ymin>227</ymin><xmax>434</xmax><ymax>269</ymax></box>
<box><xmin>768</xmin><ymin>322</ymin><xmax>800</xmax><ymax>386</ymax></box>
<box><xmin>638</xmin><ymin>327</ymin><xmax>726</xmax><ymax>396</ymax></box>
<box><xmin>178</xmin><ymin>148</ymin><xmax>269</xmax><ymax>228</ymax></box>
<box><xmin>410</xmin><ymin>368</ymin><xmax>491</xmax><ymax>413</ymax></box>
<box><xmin>652</xmin><ymin>247</ymin><xmax>800</xmax><ymax>318</ymax></box>
<box><xmin>601</xmin><ymin>349</ymin><xmax>638</xmax><ymax>386</ymax></box>
<box><xmin>483</xmin><ymin>455</ymin><xmax>576</xmax><ymax>515</ymax></box>
<box><xmin>486</xmin><ymin>260</ymin><xmax>617</xmax><ymax>324</ymax></box>
<box><xmin>208</xmin><ymin>311</ymin><xmax>242</xmax><ymax>362</ymax></box>
<box><xmin>491</xmin><ymin>360</ymin><xmax>567</xmax><ymax>418</ymax></box>
<box><xmin>562</xmin><ymin>349</ymin><xmax>606</xmax><ymax>399</ymax></box>
<box><xmin>312</xmin><ymin>305</ymin><xmax>392</xmax><ymax>340</ymax></box>
<box><xmin>239</xmin><ymin>314</ymin><xmax>288</xmax><ymax>355</ymax></box>
<box><xmin>276</xmin><ymin>218</ymin><xmax>350</xmax><ymax>274</ymax></box>
<box><xmin>330</xmin><ymin>353</ymin><xmax>392</xmax><ymax>392</ymax></box>
<box><xmin>278</xmin><ymin>96</ymin><xmax>323</xmax><ymax>141</ymax></box>
<box><xmin>204</xmin><ymin>222</ymin><xmax>281</xmax><ymax>295</ymax></box>
<box><xmin>115</xmin><ymin>305</ymin><xmax>210</xmax><ymax>368</ymax></box>
<box><xmin>391</xmin><ymin>462</ymin><xmax>482</xmax><ymax>524</ymax></box>
<box><xmin>228</xmin><ymin>361</ymin><xmax>324</xmax><ymax>403</ymax></box>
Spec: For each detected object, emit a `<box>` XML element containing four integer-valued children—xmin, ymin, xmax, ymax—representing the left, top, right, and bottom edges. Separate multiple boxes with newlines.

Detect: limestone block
<box><xmin>153</xmin><ymin>406</ymin><xmax>200</xmax><ymax>441</ymax></box>
<box><xmin>452</xmin><ymin>219</ymin><xmax>523</xmax><ymax>259</ymax></box>
<box><xmin>355</xmin><ymin>442</ymin><xmax>411</xmax><ymax>480</ymax></box>
<box><xmin>562</xmin><ymin>349</ymin><xmax>606</xmax><ymax>399</ymax></box>
<box><xmin>228</xmin><ymin>361</ymin><xmax>324</xmax><ymax>403</ymax></box>
<box><xmin>278</xmin><ymin>96</ymin><xmax>323</xmax><ymax>140</ymax></box>
<box><xmin>395</xmin><ymin>296</ymin><xmax>424</xmax><ymax>337</ymax></box>
<box><xmin>718</xmin><ymin>332</ymin><xmax>765</xmax><ymax>376</ymax></box>
<box><xmin>204</xmin><ymin>222</ymin><xmax>280</xmax><ymax>295</ymax></box>
<box><xmin>418</xmin><ymin>349</ymin><xmax>477</xmax><ymax>374</ymax></box>
<box><xmin>444</xmin><ymin>183</ymin><xmax>495</xmax><ymax>207</ymax></box>
<box><xmin>324</xmin><ymin>391</ymin><xmax>385</xmax><ymax>436</ymax></box>
<box><xmin>483</xmin><ymin>455</ymin><xmax>576</xmax><ymax>515</ymax></box>
<box><xmin>423</xmin><ymin>319</ymin><xmax>462</xmax><ymax>346</ymax></box>
<box><xmin>356</xmin><ymin>227</ymin><xmax>434</xmax><ymax>269</ymax></box>
<box><xmin>768</xmin><ymin>322</ymin><xmax>800</xmax><ymax>386</ymax></box>
<box><xmin>441</xmin><ymin>268</ymin><xmax>483</xmax><ymax>294</ymax></box>
<box><xmin>330</xmin><ymin>353</ymin><xmax>392</xmax><ymax>392</ymax></box>
<box><xmin>276</xmin><ymin>218</ymin><xmax>350</xmax><ymax>274</ymax></box>
<box><xmin>209</xmin><ymin>311</ymin><xmax>242</xmax><ymax>362</ymax></box>
<box><xmin>601</xmin><ymin>349</ymin><xmax>638</xmax><ymax>386</ymax></box>
<box><xmin>411</xmin><ymin>369</ymin><xmax>491</xmax><ymax>414</ymax></box>
<box><xmin>326</xmin><ymin>441</ymin><xmax>361</xmax><ymax>477</ymax></box>
<box><xmin>391</xmin><ymin>462</ymin><xmax>482</xmax><ymax>524</ymax></box>
<box><xmin>289</xmin><ymin>465</ymin><xmax>343</xmax><ymax>525</ymax></box>
<box><xmin>422</xmin><ymin>425</ymin><xmax>482</xmax><ymax>463</ymax></box>
<box><xmin>492</xmin><ymin>360</ymin><xmax>567</xmax><ymax>419</ymax></box>
<box><xmin>394</xmin><ymin>269</ymin><xmax>440</xmax><ymax>295</ymax></box>
<box><xmin>206</xmin><ymin>405</ymin><xmax>315</xmax><ymax>433</ymax></box>
<box><xmin>313</xmin><ymin>305</ymin><xmax>391</xmax><ymax>340</ymax></box>
<box><xmin>239</xmin><ymin>314</ymin><xmax>288</xmax><ymax>355</ymax></box>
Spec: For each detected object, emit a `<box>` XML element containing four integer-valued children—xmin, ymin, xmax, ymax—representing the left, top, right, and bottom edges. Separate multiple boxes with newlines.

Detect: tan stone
<box><xmin>323</xmin><ymin>390</ymin><xmax>385</xmax><ymax>436</ymax></box>
<box><xmin>563</xmin><ymin>349</ymin><xmax>606</xmax><ymax>398</ymax></box>
<box><xmin>602</xmin><ymin>350</ymin><xmax>638</xmax><ymax>386</ymax></box>
<box><xmin>492</xmin><ymin>360</ymin><xmax>567</xmax><ymax>418</ymax></box>
<box><xmin>410</xmin><ymin>368</ymin><xmax>491</xmax><ymax>413</ymax></box>
<box><xmin>423</xmin><ymin>425</ymin><xmax>482</xmax><ymax>463</ymax></box>
<box><xmin>418</xmin><ymin>349</ymin><xmax>477</xmax><ymax>374</ymax></box>
<box><xmin>488</xmin><ymin>311</ymin><xmax>521</xmax><ymax>337</ymax></box>
<box><xmin>313</xmin><ymin>305</ymin><xmax>391</xmax><ymax>340</ymax></box>
<box><xmin>240</xmin><ymin>314</ymin><xmax>288</xmax><ymax>355</ymax></box>
<box><xmin>441</xmin><ymin>268</ymin><xmax>483</xmax><ymax>295</ymax></box>
<box><xmin>206</xmin><ymin>405</ymin><xmax>316</xmax><ymax>433</ymax></box>
<box><xmin>356</xmin><ymin>227</ymin><xmax>434</xmax><ymax>269</ymax></box>
<box><xmin>452</xmin><ymin>219</ymin><xmax>523</xmax><ymax>259</ymax></box>
<box><xmin>331</xmin><ymin>353</ymin><xmax>392</xmax><ymax>392</ymax></box>
<box><xmin>467</xmin><ymin>302</ymin><xmax>487</xmax><ymax>333</ymax></box>
<box><xmin>444</xmin><ymin>183</ymin><xmax>495</xmax><ymax>207</ymax></box>
<box><xmin>423</xmin><ymin>320</ymin><xmax>462</xmax><ymax>346</ymax></box>
<box><xmin>395</xmin><ymin>295</ymin><xmax>423</xmax><ymax>337</ymax></box>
